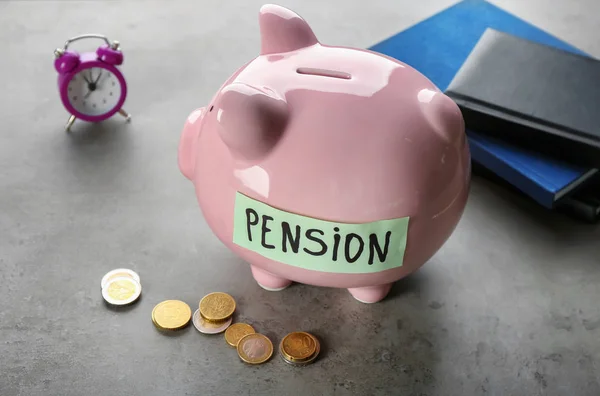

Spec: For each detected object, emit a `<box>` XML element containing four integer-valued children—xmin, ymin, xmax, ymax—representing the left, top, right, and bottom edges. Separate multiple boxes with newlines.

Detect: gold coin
<box><xmin>102</xmin><ymin>276</ymin><xmax>142</xmax><ymax>305</ymax></box>
<box><xmin>199</xmin><ymin>292</ymin><xmax>236</xmax><ymax>322</ymax></box>
<box><xmin>280</xmin><ymin>332</ymin><xmax>317</xmax><ymax>361</ymax></box>
<box><xmin>237</xmin><ymin>333</ymin><xmax>273</xmax><ymax>364</ymax></box>
<box><xmin>152</xmin><ymin>300</ymin><xmax>192</xmax><ymax>330</ymax></box>
<box><xmin>224</xmin><ymin>323</ymin><xmax>255</xmax><ymax>347</ymax></box>
<box><xmin>280</xmin><ymin>333</ymin><xmax>321</xmax><ymax>366</ymax></box>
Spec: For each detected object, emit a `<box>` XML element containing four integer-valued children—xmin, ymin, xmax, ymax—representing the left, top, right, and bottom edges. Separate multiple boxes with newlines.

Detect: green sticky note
<box><xmin>232</xmin><ymin>192</ymin><xmax>410</xmax><ymax>274</ymax></box>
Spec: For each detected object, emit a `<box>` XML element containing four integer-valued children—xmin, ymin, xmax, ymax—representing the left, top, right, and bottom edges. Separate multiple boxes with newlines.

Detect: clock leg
<box><xmin>65</xmin><ymin>115</ymin><xmax>76</xmax><ymax>132</ymax></box>
<box><xmin>118</xmin><ymin>109</ymin><xmax>132</xmax><ymax>122</ymax></box>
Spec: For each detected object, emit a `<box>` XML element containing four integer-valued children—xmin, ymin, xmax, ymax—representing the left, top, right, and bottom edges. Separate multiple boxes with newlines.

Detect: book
<box><xmin>368</xmin><ymin>0</ymin><xmax>600</xmax><ymax>214</ymax></box>
<box><xmin>472</xmin><ymin>160</ymin><xmax>600</xmax><ymax>223</ymax></box>
<box><xmin>445</xmin><ymin>28</ymin><xmax>600</xmax><ymax>168</ymax></box>
<box><xmin>468</xmin><ymin>130</ymin><xmax>598</xmax><ymax>209</ymax></box>
<box><xmin>560</xmin><ymin>191</ymin><xmax>600</xmax><ymax>223</ymax></box>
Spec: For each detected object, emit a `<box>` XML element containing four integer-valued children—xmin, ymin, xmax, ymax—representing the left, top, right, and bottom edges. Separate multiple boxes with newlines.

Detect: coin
<box><xmin>224</xmin><ymin>323</ymin><xmax>255</xmax><ymax>347</ymax></box>
<box><xmin>237</xmin><ymin>333</ymin><xmax>273</xmax><ymax>365</ymax></box>
<box><xmin>101</xmin><ymin>268</ymin><xmax>141</xmax><ymax>289</ymax></box>
<box><xmin>102</xmin><ymin>276</ymin><xmax>142</xmax><ymax>305</ymax></box>
<box><xmin>199</xmin><ymin>292</ymin><xmax>236</xmax><ymax>322</ymax></box>
<box><xmin>280</xmin><ymin>332</ymin><xmax>316</xmax><ymax>361</ymax></box>
<box><xmin>280</xmin><ymin>332</ymin><xmax>321</xmax><ymax>366</ymax></box>
<box><xmin>152</xmin><ymin>300</ymin><xmax>192</xmax><ymax>330</ymax></box>
<box><xmin>192</xmin><ymin>309</ymin><xmax>232</xmax><ymax>334</ymax></box>
<box><xmin>281</xmin><ymin>342</ymin><xmax>320</xmax><ymax>366</ymax></box>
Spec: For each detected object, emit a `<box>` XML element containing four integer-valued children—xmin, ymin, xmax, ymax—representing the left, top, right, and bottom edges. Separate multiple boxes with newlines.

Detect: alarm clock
<box><xmin>54</xmin><ymin>34</ymin><xmax>131</xmax><ymax>132</ymax></box>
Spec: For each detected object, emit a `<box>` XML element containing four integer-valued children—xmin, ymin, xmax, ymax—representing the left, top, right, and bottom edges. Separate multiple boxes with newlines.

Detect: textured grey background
<box><xmin>1</xmin><ymin>1</ymin><xmax>600</xmax><ymax>395</ymax></box>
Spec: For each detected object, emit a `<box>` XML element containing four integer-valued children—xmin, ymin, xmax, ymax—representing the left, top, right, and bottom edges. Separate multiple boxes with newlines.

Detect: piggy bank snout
<box><xmin>178</xmin><ymin>107</ymin><xmax>206</xmax><ymax>180</ymax></box>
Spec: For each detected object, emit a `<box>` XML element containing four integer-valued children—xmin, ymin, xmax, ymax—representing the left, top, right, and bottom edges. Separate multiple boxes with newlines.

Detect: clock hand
<box><xmin>82</xmin><ymin>73</ymin><xmax>91</xmax><ymax>84</ymax></box>
<box><xmin>93</xmin><ymin>70</ymin><xmax>103</xmax><ymax>85</ymax></box>
<box><xmin>84</xmin><ymin>89</ymin><xmax>93</xmax><ymax>99</ymax></box>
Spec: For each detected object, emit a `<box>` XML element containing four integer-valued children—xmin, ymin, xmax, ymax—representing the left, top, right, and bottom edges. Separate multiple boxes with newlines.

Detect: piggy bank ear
<box><xmin>259</xmin><ymin>4</ymin><xmax>319</xmax><ymax>55</ymax></box>
<box><xmin>216</xmin><ymin>82</ymin><xmax>288</xmax><ymax>161</ymax></box>
<box><xmin>419</xmin><ymin>89</ymin><xmax>466</xmax><ymax>147</ymax></box>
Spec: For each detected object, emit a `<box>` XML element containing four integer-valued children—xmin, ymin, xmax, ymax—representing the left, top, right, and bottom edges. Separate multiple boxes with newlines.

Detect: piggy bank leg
<box><xmin>348</xmin><ymin>284</ymin><xmax>393</xmax><ymax>304</ymax></box>
<box><xmin>250</xmin><ymin>265</ymin><xmax>292</xmax><ymax>291</ymax></box>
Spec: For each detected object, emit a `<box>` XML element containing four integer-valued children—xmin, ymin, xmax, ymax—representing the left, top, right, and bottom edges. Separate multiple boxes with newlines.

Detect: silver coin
<box><xmin>280</xmin><ymin>351</ymin><xmax>320</xmax><ymax>366</ymax></box>
<box><xmin>101</xmin><ymin>268</ymin><xmax>140</xmax><ymax>289</ymax></box>
<box><xmin>192</xmin><ymin>309</ymin><xmax>232</xmax><ymax>334</ymax></box>
<box><xmin>101</xmin><ymin>276</ymin><xmax>142</xmax><ymax>306</ymax></box>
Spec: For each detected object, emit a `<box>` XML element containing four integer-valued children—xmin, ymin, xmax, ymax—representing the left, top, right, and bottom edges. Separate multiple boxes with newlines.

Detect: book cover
<box><xmin>445</xmin><ymin>28</ymin><xmax>600</xmax><ymax>168</ymax></box>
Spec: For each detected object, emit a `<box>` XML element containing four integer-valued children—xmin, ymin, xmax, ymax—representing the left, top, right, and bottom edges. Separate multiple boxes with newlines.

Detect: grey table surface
<box><xmin>1</xmin><ymin>1</ymin><xmax>600</xmax><ymax>395</ymax></box>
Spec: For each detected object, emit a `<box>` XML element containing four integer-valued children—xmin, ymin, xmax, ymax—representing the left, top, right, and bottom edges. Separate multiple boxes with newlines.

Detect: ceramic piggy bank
<box><xmin>178</xmin><ymin>4</ymin><xmax>470</xmax><ymax>303</ymax></box>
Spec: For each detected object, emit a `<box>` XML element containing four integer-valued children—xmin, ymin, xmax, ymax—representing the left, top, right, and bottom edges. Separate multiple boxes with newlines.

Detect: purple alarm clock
<box><xmin>54</xmin><ymin>34</ymin><xmax>131</xmax><ymax>131</ymax></box>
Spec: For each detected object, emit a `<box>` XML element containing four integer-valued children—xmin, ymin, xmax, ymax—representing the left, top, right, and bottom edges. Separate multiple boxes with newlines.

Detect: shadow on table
<box><xmin>56</xmin><ymin>119</ymin><xmax>136</xmax><ymax>188</ymax></box>
<box><xmin>102</xmin><ymin>298</ymin><xmax>143</xmax><ymax>313</ymax></box>
<box><xmin>386</xmin><ymin>270</ymin><xmax>425</xmax><ymax>300</ymax></box>
<box><xmin>64</xmin><ymin>118</ymin><xmax>131</xmax><ymax>149</ymax></box>
<box><xmin>471</xmin><ymin>163</ymin><xmax>600</xmax><ymax>231</ymax></box>
<box><xmin>469</xmin><ymin>170</ymin><xmax>600</xmax><ymax>250</ymax></box>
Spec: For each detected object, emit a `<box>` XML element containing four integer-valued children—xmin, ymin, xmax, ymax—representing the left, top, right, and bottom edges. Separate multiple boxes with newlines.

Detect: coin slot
<box><xmin>296</xmin><ymin>67</ymin><xmax>351</xmax><ymax>80</ymax></box>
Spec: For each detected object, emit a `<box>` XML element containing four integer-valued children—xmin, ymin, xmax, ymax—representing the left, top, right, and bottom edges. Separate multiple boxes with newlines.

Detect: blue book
<box><xmin>468</xmin><ymin>131</ymin><xmax>597</xmax><ymax>209</ymax></box>
<box><xmin>368</xmin><ymin>0</ymin><xmax>599</xmax><ymax>209</ymax></box>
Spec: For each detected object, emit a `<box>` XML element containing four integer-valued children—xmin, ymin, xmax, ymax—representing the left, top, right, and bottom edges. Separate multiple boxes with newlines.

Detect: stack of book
<box><xmin>369</xmin><ymin>0</ymin><xmax>600</xmax><ymax>222</ymax></box>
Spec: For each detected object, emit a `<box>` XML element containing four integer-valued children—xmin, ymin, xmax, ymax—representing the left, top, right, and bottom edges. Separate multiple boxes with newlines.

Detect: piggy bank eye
<box><xmin>209</xmin><ymin>105</ymin><xmax>214</xmax><ymax>112</ymax></box>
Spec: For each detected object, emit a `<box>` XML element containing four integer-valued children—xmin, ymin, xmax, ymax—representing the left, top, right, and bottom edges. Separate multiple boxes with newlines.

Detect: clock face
<box><xmin>67</xmin><ymin>67</ymin><xmax>122</xmax><ymax>117</ymax></box>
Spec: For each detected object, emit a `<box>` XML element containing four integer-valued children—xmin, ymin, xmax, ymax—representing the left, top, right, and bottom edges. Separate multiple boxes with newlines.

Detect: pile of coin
<box><xmin>143</xmin><ymin>290</ymin><xmax>320</xmax><ymax>366</ymax></box>
<box><xmin>279</xmin><ymin>331</ymin><xmax>321</xmax><ymax>366</ymax></box>
<box><xmin>190</xmin><ymin>292</ymin><xmax>274</xmax><ymax>365</ymax></box>
<box><xmin>101</xmin><ymin>268</ymin><xmax>142</xmax><ymax>306</ymax></box>
<box><xmin>193</xmin><ymin>292</ymin><xmax>236</xmax><ymax>334</ymax></box>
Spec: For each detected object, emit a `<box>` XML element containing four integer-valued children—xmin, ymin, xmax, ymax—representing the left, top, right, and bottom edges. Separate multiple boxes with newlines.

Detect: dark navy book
<box><xmin>446</xmin><ymin>28</ymin><xmax>600</xmax><ymax>168</ymax></box>
<box><xmin>561</xmin><ymin>188</ymin><xmax>600</xmax><ymax>223</ymax></box>
<box><xmin>368</xmin><ymin>0</ymin><xmax>599</xmax><ymax>210</ymax></box>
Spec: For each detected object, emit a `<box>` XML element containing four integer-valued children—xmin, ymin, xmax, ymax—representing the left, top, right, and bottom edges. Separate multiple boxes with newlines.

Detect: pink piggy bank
<box><xmin>178</xmin><ymin>4</ymin><xmax>470</xmax><ymax>303</ymax></box>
